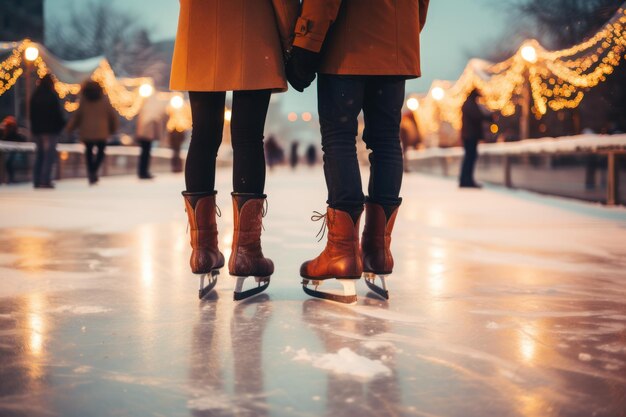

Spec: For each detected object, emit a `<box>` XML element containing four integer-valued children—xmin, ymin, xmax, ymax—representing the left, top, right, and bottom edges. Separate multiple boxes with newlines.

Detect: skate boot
<box><xmin>361</xmin><ymin>200</ymin><xmax>400</xmax><ymax>300</ymax></box>
<box><xmin>300</xmin><ymin>207</ymin><xmax>362</xmax><ymax>304</ymax></box>
<box><xmin>229</xmin><ymin>193</ymin><xmax>274</xmax><ymax>301</ymax></box>
<box><xmin>182</xmin><ymin>191</ymin><xmax>225</xmax><ymax>299</ymax></box>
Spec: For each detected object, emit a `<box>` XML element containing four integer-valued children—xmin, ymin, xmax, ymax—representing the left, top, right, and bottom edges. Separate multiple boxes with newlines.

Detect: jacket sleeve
<box><xmin>292</xmin><ymin>0</ymin><xmax>342</xmax><ymax>53</ymax></box>
<box><xmin>107</xmin><ymin>101</ymin><xmax>119</xmax><ymax>135</ymax></box>
<box><xmin>419</xmin><ymin>0</ymin><xmax>430</xmax><ymax>32</ymax></box>
<box><xmin>270</xmin><ymin>0</ymin><xmax>300</xmax><ymax>53</ymax></box>
<box><xmin>53</xmin><ymin>96</ymin><xmax>66</xmax><ymax>132</ymax></box>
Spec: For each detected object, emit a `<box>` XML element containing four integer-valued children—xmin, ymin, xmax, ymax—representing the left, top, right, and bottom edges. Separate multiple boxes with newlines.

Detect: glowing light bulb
<box><xmin>225</xmin><ymin>109</ymin><xmax>232</xmax><ymax>121</ymax></box>
<box><xmin>288</xmin><ymin>112</ymin><xmax>297</xmax><ymax>122</ymax></box>
<box><xmin>521</xmin><ymin>45</ymin><xmax>538</xmax><ymax>63</ymax></box>
<box><xmin>406</xmin><ymin>97</ymin><xmax>419</xmax><ymax>111</ymax></box>
<box><xmin>302</xmin><ymin>112</ymin><xmax>312</xmax><ymax>122</ymax></box>
<box><xmin>24</xmin><ymin>46</ymin><xmax>39</xmax><ymax>62</ymax></box>
<box><xmin>139</xmin><ymin>83</ymin><xmax>154</xmax><ymax>98</ymax></box>
<box><xmin>170</xmin><ymin>95</ymin><xmax>184</xmax><ymax>109</ymax></box>
<box><xmin>431</xmin><ymin>87</ymin><xmax>445</xmax><ymax>101</ymax></box>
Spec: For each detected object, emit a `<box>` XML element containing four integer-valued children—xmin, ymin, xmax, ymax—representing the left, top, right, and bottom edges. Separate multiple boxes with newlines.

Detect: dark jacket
<box><xmin>30</xmin><ymin>89</ymin><xmax>66</xmax><ymax>135</ymax></box>
<box><xmin>461</xmin><ymin>95</ymin><xmax>492</xmax><ymax>141</ymax></box>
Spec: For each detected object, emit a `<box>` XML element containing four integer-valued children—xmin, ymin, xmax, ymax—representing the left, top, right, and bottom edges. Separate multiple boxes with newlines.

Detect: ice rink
<box><xmin>1</xmin><ymin>168</ymin><xmax>625</xmax><ymax>417</ymax></box>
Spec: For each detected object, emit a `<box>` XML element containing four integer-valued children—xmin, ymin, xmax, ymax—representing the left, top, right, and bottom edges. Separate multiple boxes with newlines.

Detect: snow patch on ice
<box><xmin>50</xmin><ymin>305</ymin><xmax>112</xmax><ymax>315</ymax></box>
<box><xmin>486</xmin><ymin>321</ymin><xmax>500</xmax><ymax>330</ymax></box>
<box><xmin>290</xmin><ymin>347</ymin><xmax>391</xmax><ymax>381</ymax></box>
<box><xmin>351</xmin><ymin>305</ymin><xmax>426</xmax><ymax>324</ymax></box>
<box><xmin>578</xmin><ymin>353</ymin><xmax>593</xmax><ymax>362</ymax></box>
<box><xmin>186</xmin><ymin>387</ymin><xmax>242</xmax><ymax>412</ymax></box>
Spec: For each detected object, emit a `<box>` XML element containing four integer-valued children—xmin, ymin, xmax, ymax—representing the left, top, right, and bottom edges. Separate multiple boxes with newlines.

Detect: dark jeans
<box><xmin>84</xmin><ymin>141</ymin><xmax>106</xmax><ymax>178</ymax></box>
<box><xmin>186</xmin><ymin>89</ymin><xmax>272</xmax><ymax>194</ymax></box>
<box><xmin>317</xmin><ymin>74</ymin><xmax>405</xmax><ymax>210</ymax></box>
<box><xmin>137</xmin><ymin>139</ymin><xmax>153</xmax><ymax>177</ymax></box>
<box><xmin>33</xmin><ymin>134</ymin><xmax>58</xmax><ymax>186</ymax></box>
<box><xmin>460</xmin><ymin>137</ymin><xmax>478</xmax><ymax>186</ymax></box>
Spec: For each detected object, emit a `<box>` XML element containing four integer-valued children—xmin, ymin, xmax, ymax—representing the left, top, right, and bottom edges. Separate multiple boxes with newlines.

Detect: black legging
<box><xmin>186</xmin><ymin>90</ymin><xmax>272</xmax><ymax>194</ymax></box>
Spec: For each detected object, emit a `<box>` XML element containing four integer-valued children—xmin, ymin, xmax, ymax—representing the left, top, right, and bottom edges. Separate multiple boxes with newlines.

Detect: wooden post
<box><xmin>607</xmin><ymin>152</ymin><xmax>618</xmax><ymax>206</ymax></box>
<box><xmin>504</xmin><ymin>156</ymin><xmax>512</xmax><ymax>188</ymax></box>
<box><xmin>520</xmin><ymin>78</ymin><xmax>530</xmax><ymax>140</ymax></box>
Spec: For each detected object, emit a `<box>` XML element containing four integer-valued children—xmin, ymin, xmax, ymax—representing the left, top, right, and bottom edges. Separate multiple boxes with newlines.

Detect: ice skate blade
<box><xmin>301</xmin><ymin>278</ymin><xmax>358</xmax><ymax>305</ymax></box>
<box><xmin>198</xmin><ymin>269</ymin><xmax>220</xmax><ymax>299</ymax></box>
<box><xmin>364</xmin><ymin>272</ymin><xmax>389</xmax><ymax>300</ymax></box>
<box><xmin>233</xmin><ymin>275</ymin><xmax>270</xmax><ymax>301</ymax></box>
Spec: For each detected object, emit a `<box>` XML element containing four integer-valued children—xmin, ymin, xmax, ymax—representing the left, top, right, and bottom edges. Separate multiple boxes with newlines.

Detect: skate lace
<box><xmin>311</xmin><ymin>211</ymin><xmax>327</xmax><ymax>242</ymax></box>
<box><xmin>261</xmin><ymin>200</ymin><xmax>268</xmax><ymax>231</ymax></box>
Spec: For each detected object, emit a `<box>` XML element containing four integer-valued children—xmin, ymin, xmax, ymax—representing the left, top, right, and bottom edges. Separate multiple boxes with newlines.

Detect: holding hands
<box><xmin>286</xmin><ymin>46</ymin><xmax>319</xmax><ymax>92</ymax></box>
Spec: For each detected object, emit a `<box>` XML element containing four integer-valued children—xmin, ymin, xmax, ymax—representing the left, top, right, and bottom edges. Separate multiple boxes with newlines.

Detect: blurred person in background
<box><xmin>171</xmin><ymin>0</ymin><xmax>299</xmax><ymax>300</ymax></box>
<box><xmin>459</xmin><ymin>89</ymin><xmax>493</xmax><ymax>189</ymax></box>
<box><xmin>166</xmin><ymin>99</ymin><xmax>191</xmax><ymax>173</ymax></box>
<box><xmin>305</xmin><ymin>144</ymin><xmax>317</xmax><ymax>167</ymax></box>
<box><xmin>289</xmin><ymin>141</ymin><xmax>299</xmax><ymax>169</ymax></box>
<box><xmin>30</xmin><ymin>74</ymin><xmax>66</xmax><ymax>189</ymax></box>
<box><xmin>1</xmin><ymin>116</ymin><xmax>26</xmax><ymax>184</ymax></box>
<box><xmin>135</xmin><ymin>116</ymin><xmax>160</xmax><ymax>180</ymax></box>
<box><xmin>66</xmin><ymin>80</ymin><xmax>119</xmax><ymax>185</ymax></box>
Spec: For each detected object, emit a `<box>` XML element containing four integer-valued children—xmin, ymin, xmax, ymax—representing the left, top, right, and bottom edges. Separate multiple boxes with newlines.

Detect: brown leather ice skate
<box><xmin>361</xmin><ymin>201</ymin><xmax>400</xmax><ymax>300</ymax></box>
<box><xmin>300</xmin><ymin>207</ymin><xmax>362</xmax><ymax>304</ymax></box>
<box><xmin>182</xmin><ymin>191</ymin><xmax>225</xmax><ymax>299</ymax></box>
<box><xmin>229</xmin><ymin>193</ymin><xmax>274</xmax><ymax>301</ymax></box>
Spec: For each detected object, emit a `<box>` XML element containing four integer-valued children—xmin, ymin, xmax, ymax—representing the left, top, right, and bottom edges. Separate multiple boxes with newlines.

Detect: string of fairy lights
<box><xmin>2</xmin><ymin>6</ymin><xmax>624</xmax><ymax>130</ymax></box>
<box><xmin>0</xmin><ymin>40</ymin><xmax>154</xmax><ymax>120</ymax></box>
<box><xmin>411</xmin><ymin>4</ymin><xmax>626</xmax><ymax>138</ymax></box>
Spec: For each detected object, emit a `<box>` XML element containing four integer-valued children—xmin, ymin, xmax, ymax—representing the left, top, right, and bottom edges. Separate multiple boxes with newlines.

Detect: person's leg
<box><xmin>33</xmin><ymin>135</ymin><xmax>44</xmax><ymax>186</ymax></box>
<box><xmin>41</xmin><ymin>134</ymin><xmax>58</xmax><ymax>186</ymax></box>
<box><xmin>84</xmin><ymin>141</ymin><xmax>95</xmax><ymax>181</ymax></box>
<box><xmin>138</xmin><ymin>139</ymin><xmax>147</xmax><ymax>177</ymax></box>
<box><xmin>317</xmin><ymin>74</ymin><xmax>366</xmax><ymax>220</ymax></box>
<box><xmin>300</xmin><ymin>75</ymin><xmax>366</xmax><ymax>303</ymax></box>
<box><xmin>460</xmin><ymin>138</ymin><xmax>477</xmax><ymax>186</ymax></box>
<box><xmin>359</xmin><ymin>77</ymin><xmax>405</xmax><ymax>298</ymax></box>
<box><xmin>230</xmin><ymin>89</ymin><xmax>272</xmax><ymax>194</ymax></box>
<box><xmin>186</xmin><ymin>91</ymin><xmax>226</xmax><ymax>192</ymax></box>
<box><xmin>361</xmin><ymin>76</ymin><xmax>405</xmax><ymax>208</ymax></box>
<box><xmin>228</xmin><ymin>89</ymin><xmax>274</xmax><ymax>297</ymax></box>
<box><xmin>467</xmin><ymin>139</ymin><xmax>479</xmax><ymax>184</ymax></box>
<box><xmin>183</xmin><ymin>92</ymin><xmax>227</xmax><ymax>297</ymax></box>
<box><xmin>94</xmin><ymin>143</ymin><xmax>106</xmax><ymax>171</ymax></box>
<box><xmin>6</xmin><ymin>152</ymin><xmax>16</xmax><ymax>183</ymax></box>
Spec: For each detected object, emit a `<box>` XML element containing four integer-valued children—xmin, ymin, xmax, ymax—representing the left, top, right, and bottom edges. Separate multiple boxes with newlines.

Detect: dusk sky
<box><xmin>46</xmin><ymin>0</ymin><xmax>508</xmax><ymax>112</ymax></box>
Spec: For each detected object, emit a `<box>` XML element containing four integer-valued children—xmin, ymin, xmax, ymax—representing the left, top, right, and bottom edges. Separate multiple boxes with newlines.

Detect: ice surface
<box><xmin>0</xmin><ymin>170</ymin><xmax>625</xmax><ymax>417</ymax></box>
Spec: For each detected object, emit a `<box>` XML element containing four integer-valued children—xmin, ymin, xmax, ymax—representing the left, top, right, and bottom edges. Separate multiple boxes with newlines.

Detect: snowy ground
<box><xmin>0</xmin><ymin>168</ymin><xmax>625</xmax><ymax>417</ymax></box>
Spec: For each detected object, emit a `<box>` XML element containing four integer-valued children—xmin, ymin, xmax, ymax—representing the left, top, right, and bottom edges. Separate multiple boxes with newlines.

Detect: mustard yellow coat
<box><xmin>170</xmin><ymin>0</ymin><xmax>299</xmax><ymax>92</ymax></box>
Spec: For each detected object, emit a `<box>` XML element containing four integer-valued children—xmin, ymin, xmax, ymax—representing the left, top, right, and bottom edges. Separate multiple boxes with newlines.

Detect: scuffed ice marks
<box><xmin>49</xmin><ymin>305</ymin><xmax>112</xmax><ymax>315</ymax></box>
<box><xmin>284</xmin><ymin>346</ymin><xmax>392</xmax><ymax>381</ymax></box>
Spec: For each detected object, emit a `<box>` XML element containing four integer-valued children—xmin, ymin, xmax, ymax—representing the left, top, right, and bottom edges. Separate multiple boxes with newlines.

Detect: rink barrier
<box><xmin>0</xmin><ymin>141</ymin><xmax>227</xmax><ymax>183</ymax></box>
<box><xmin>405</xmin><ymin>134</ymin><xmax>626</xmax><ymax>206</ymax></box>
